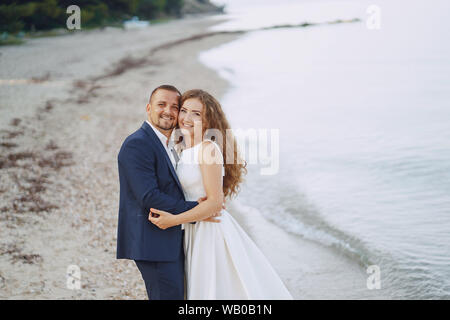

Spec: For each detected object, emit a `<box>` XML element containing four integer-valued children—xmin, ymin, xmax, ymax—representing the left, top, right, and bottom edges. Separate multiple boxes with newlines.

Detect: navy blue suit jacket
<box><xmin>116</xmin><ymin>122</ymin><xmax>198</xmax><ymax>262</ymax></box>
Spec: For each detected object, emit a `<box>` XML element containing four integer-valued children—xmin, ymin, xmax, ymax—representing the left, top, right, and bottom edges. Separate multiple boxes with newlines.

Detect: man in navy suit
<box><xmin>116</xmin><ymin>85</ymin><xmax>219</xmax><ymax>300</ymax></box>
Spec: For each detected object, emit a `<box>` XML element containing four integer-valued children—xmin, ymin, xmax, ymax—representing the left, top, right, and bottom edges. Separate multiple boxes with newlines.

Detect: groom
<box><xmin>116</xmin><ymin>85</ymin><xmax>219</xmax><ymax>300</ymax></box>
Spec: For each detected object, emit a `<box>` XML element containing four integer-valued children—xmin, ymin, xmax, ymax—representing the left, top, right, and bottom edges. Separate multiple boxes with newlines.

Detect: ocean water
<box><xmin>203</xmin><ymin>0</ymin><xmax>450</xmax><ymax>299</ymax></box>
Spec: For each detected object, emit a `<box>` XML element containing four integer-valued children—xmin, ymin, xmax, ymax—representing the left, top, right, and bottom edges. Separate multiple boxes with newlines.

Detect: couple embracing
<box><xmin>116</xmin><ymin>85</ymin><xmax>293</xmax><ymax>300</ymax></box>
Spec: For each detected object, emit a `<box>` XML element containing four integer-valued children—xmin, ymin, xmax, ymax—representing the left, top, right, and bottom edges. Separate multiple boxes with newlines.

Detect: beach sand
<box><xmin>0</xmin><ymin>15</ymin><xmax>385</xmax><ymax>299</ymax></box>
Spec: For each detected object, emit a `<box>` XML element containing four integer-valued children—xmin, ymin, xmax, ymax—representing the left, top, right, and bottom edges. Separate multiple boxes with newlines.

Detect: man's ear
<box><xmin>146</xmin><ymin>103</ymin><xmax>151</xmax><ymax>113</ymax></box>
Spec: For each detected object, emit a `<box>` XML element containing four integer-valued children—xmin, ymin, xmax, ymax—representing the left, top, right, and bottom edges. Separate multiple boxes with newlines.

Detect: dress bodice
<box><xmin>176</xmin><ymin>140</ymin><xmax>224</xmax><ymax>201</ymax></box>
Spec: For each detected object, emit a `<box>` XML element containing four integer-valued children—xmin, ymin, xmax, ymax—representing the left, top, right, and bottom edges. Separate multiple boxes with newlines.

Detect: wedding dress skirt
<box><xmin>177</xmin><ymin>140</ymin><xmax>293</xmax><ymax>300</ymax></box>
<box><xmin>183</xmin><ymin>210</ymin><xmax>293</xmax><ymax>299</ymax></box>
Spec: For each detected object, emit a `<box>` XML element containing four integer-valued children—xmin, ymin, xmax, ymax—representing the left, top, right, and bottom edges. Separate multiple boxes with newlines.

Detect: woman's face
<box><xmin>178</xmin><ymin>98</ymin><xmax>204</xmax><ymax>141</ymax></box>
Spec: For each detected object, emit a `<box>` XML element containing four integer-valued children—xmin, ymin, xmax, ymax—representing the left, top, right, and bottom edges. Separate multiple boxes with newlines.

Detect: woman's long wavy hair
<box><xmin>180</xmin><ymin>89</ymin><xmax>247</xmax><ymax>199</ymax></box>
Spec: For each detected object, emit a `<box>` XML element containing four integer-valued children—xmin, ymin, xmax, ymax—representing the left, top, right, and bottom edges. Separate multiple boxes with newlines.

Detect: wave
<box><xmin>235</xmin><ymin>175</ymin><xmax>381</xmax><ymax>268</ymax></box>
<box><xmin>233</xmin><ymin>181</ymin><xmax>448</xmax><ymax>299</ymax></box>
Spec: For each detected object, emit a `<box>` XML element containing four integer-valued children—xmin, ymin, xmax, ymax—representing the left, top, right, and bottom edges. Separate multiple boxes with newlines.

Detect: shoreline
<box><xmin>0</xmin><ymin>15</ymin><xmax>385</xmax><ymax>299</ymax></box>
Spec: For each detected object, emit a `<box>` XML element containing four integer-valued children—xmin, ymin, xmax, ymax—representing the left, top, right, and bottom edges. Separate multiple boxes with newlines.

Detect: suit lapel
<box><xmin>141</xmin><ymin>122</ymin><xmax>184</xmax><ymax>195</ymax></box>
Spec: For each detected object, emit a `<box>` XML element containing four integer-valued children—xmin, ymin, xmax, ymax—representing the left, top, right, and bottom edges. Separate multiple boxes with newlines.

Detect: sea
<box><xmin>200</xmin><ymin>0</ymin><xmax>450</xmax><ymax>299</ymax></box>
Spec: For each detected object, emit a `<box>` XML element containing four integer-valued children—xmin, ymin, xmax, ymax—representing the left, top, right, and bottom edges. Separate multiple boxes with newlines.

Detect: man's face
<box><xmin>146</xmin><ymin>89</ymin><xmax>180</xmax><ymax>132</ymax></box>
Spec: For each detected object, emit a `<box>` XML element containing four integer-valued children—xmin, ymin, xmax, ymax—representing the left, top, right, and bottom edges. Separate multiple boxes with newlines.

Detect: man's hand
<box><xmin>202</xmin><ymin>211</ymin><xmax>222</xmax><ymax>223</ymax></box>
<box><xmin>198</xmin><ymin>196</ymin><xmax>226</xmax><ymax>209</ymax></box>
<box><xmin>197</xmin><ymin>196</ymin><xmax>226</xmax><ymax>223</ymax></box>
<box><xmin>197</xmin><ymin>196</ymin><xmax>207</xmax><ymax>204</ymax></box>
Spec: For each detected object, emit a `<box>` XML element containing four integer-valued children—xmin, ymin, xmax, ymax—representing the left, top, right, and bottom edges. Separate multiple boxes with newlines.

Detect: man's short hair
<box><xmin>149</xmin><ymin>85</ymin><xmax>181</xmax><ymax>103</ymax></box>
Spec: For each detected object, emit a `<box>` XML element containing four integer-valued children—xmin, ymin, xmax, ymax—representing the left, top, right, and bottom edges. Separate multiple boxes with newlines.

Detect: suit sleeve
<box><xmin>118</xmin><ymin>138</ymin><xmax>198</xmax><ymax>215</ymax></box>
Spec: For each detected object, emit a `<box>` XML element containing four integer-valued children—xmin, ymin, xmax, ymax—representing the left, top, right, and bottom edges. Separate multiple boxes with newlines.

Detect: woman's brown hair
<box><xmin>180</xmin><ymin>89</ymin><xmax>247</xmax><ymax>198</ymax></box>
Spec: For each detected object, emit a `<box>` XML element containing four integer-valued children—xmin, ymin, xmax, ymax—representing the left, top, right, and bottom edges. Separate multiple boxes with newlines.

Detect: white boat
<box><xmin>123</xmin><ymin>16</ymin><xmax>150</xmax><ymax>30</ymax></box>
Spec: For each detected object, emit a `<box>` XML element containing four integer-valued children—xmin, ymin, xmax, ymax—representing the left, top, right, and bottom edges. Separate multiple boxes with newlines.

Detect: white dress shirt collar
<box><xmin>146</xmin><ymin>120</ymin><xmax>173</xmax><ymax>147</ymax></box>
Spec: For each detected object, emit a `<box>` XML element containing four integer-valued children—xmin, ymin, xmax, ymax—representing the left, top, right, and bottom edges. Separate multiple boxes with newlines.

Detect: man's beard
<box><xmin>156</xmin><ymin>115</ymin><xmax>176</xmax><ymax>131</ymax></box>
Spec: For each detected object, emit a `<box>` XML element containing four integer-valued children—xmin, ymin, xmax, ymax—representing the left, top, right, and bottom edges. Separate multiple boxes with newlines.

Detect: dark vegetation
<box><xmin>0</xmin><ymin>0</ymin><xmax>185</xmax><ymax>33</ymax></box>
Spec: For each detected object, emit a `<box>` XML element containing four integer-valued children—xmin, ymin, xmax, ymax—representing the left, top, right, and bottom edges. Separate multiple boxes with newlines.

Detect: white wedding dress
<box><xmin>177</xmin><ymin>140</ymin><xmax>293</xmax><ymax>300</ymax></box>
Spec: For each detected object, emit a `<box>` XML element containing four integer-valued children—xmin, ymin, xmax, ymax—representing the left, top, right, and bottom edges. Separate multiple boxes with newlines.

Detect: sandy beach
<box><xmin>0</xmin><ymin>15</ymin><xmax>385</xmax><ymax>299</ymax></box>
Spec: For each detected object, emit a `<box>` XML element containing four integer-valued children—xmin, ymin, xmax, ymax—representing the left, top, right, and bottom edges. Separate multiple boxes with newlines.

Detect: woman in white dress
<box><xmin>148</xmin><ymin>89</ymin><xmax>293</xmax><ymax>300</ymax></box>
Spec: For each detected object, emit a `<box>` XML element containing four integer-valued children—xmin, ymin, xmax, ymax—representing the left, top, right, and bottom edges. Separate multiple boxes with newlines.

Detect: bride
<box><xmin>148</xmin><ymin>89</ymin><xmax>293</xmax><ymax>300</ymax></box>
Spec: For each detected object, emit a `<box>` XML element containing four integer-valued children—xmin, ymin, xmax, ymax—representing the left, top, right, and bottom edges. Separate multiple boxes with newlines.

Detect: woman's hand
<box><xmin>148</xmin><ymin>208</ymin><xmax>178</xmax><ymax>230</ymax></box>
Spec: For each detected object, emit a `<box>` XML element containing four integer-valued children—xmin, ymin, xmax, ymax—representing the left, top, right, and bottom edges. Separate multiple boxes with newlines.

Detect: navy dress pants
<box><xmin>134</xmin><ymin>242</ymin><xmax>185</xmax><ymax>300</ymax></box>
